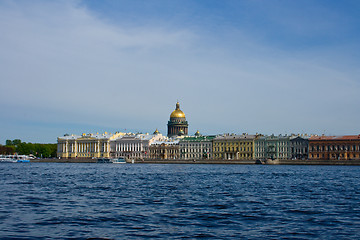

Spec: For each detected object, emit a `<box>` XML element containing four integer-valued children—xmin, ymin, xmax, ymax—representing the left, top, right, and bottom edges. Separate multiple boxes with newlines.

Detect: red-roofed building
<box><xmin>309</xmin><ymin>135</ymin><xmax>360</xmax><ymax>160</ymax></box>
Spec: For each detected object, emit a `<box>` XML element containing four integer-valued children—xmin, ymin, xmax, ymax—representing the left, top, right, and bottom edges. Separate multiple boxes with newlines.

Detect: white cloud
<box><xmin>0</xmin><ymin>0</ymin><xmax>359</xmax><ymax>143</ymax></box>
<box><xmin>0</xmin><ymin>1</ymin><xmax>195</xmax><ymax>119</ymax></box>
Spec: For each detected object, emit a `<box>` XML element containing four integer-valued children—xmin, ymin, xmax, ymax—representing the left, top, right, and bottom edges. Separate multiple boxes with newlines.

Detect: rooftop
<box><xmin>58</xmin><ymin>132</ymin><xmax>123</xmax><ymax>140</ymax></box>
<box><xmin>180</xmin><ymin>135</ymin><xmax>216</xmax><ymax>142</ymax></box>
<box><xmin>309</xmin><ymin>135</ymin><xmax>360</xmax><ymax>141</ymax></box>
<box><xmin>214</xmin><ymin>134</ymin><xmax>256</xmax><ymax>141</ymax></box>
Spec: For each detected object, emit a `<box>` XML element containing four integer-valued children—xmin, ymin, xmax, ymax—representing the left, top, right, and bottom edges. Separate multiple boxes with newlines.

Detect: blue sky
<box><xmin>1</xmin><ymin>0</ymin><xmax>360</xmax><ymax>143</ymax></box>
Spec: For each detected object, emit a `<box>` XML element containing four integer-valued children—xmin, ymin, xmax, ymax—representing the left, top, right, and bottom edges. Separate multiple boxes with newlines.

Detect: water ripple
<box><xmin>1</xmin><ymin>164</ymin><xmax>360</xmax><ymax>239</ymax></box>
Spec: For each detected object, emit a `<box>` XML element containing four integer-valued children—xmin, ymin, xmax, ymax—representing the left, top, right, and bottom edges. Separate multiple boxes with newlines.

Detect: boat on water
<box><xmin>111</xmin><ymin>157</ymin><xmax>126</xmax><ymax>164</ymax></box>
<box><xmin>0</xmin><ymin>155</ymin><xmax>31</xmax><ymax>163</ymax></box>
<box><xmin>96</xmin><ymin>157</ymin><xmax>126</xmax><ymax>163</ymax></box>
<box><xmin>0</xmin><ymin>156</ymin><xmax>17</xmax><ymax>163</ymax></box>
<box><xmin>97</xmin><ymin>158</ymin><xmax>112</xmax><ymax>163</ymax></box>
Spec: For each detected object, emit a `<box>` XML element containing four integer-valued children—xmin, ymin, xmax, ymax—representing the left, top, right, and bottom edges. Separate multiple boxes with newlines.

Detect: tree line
<box><xmin>0</xmin><ymin>139</ymin><xmax>57</xmax><ymax>158</ymax></box>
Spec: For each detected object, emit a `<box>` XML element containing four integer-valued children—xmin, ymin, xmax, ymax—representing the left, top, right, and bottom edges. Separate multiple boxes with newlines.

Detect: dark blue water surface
<box><xmin>1</xmin><ymin>163</ymin><xmax>360</xmax><ymax>239</ymax></box>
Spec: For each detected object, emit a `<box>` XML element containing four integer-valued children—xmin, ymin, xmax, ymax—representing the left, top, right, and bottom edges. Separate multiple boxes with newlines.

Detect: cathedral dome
<box><xmin>170</xmin><ymin>102</ymin><xmax>186</xmax><ymax>118</ymax></box>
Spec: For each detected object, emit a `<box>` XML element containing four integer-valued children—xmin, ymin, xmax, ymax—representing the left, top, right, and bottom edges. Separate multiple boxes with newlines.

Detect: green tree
<box><xmin>13</xmin><ymin>139</ymin><xmax>21</xmax><ymax>146</ymax></box>
<box><xmin>5</xmin><ymin>139</ymin><xmax>57</xmax><ymax>158</ymax></box>
<box><xmin>0</xmin><ymin>145</ymin><xmax>15</xmax><ymax>154</ymax></box>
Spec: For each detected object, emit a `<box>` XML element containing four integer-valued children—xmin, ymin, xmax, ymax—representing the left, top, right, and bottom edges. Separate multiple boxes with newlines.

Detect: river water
<box><xmin>1</xmin><ymin>163</ymin><xmax>360</xmax><ymax>239</ymax></box>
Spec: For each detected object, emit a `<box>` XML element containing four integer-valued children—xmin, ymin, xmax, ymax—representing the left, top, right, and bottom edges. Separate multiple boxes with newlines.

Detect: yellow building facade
<box><xmin>213</xmin><ymin>134</ymin><xmax>256</xmax><ymax>160</ymax></box>
<box><xmin>57</xmin><ymin>132</ymin><xmax>125</xmax><ymax>159</ymax></box>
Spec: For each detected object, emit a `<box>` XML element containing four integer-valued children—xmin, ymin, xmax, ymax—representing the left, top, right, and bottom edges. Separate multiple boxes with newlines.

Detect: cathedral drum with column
<box><xmin>167</xmin><ymin>102</ymin><xmax>188</xmax><ymax>137</ymax></box>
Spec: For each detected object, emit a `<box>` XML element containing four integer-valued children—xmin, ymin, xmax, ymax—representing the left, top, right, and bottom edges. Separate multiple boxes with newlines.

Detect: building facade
<box><xmin>309</xmin><ymin>135</ymin><xmax>360</xmax><ymax>160</ymax></box>
<box><xmin>213</xmin><ymin>134</ymin><xmax>256</xmax><ymax>160</ymax></box>
<box><xmin>149</xmin><ymin>140</ymin><xmax>180</xmax><ymax>159</ymax></box>
<box><xmin>110</xmin><ymin>131</ymin><xmax>165</xmax><ymax>160</ymax></box>
<box><xmin>255</xmin><ymin>135</ymin><xmax>291</xmax><ymax>160</ymax></box>
<box><xmin>167</xmin><ymin>102</ymin><xmax>188</xmax><ymax>137</ymax></box>
<box><xmin>179</xmin><ymin>132</ymin><xmax>215</xmax><ymax>160</ymax></box>
<box><xmin>290</xmin><ymin>135</ymin><xmax>309</xmax><ymax>160</ymax></box>
<box><xmin>57</xmin><ymin>132</ymin><xmax>124</xmax><ymax>159</ymax></box>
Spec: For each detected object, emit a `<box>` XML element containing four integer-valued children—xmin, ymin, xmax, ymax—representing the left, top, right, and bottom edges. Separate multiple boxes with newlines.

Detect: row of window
<box><xmin>181</xmin><ymin>148</ymin><xmax>211</xmax><ymax>153</ymax></box>
<box><xmin>256</xmin><ymin>142</ymin><xmax>289</xmax><ymax>146</ymax></box>
<box><xmin>214</xmin><ymin>142</ymin><xmax>253</xmax><ymax>146</ymax></box>
<box><xmin>310</xmin><ymin>153</ymin><xmax>360</xmax><ymax>159</ymax></box>
<box><xmin>150</xmin><ymin>149</ymin><xmax>178</xmax><ymax>154</ymax></box>
<box><xmin>255</xmin><ymin>153</ymin><xmax>290</xmax><ymax>157</ymax></box>
<box><xmin>255</xmin><ymin>147</ymin><xmax>289</xmax><ymax>152</ymax></box>
<box><xmin>213</xmin><ymin>147</ymin><xmax>252</xmax><ymax>152</ymax></box>
<box><xmin>310</xmin><ymin>145</ymin><xmax>360</xmax><ymax>151</ymax></box>
<box><xmin>182</xmin><ymin>154</ymin><xmax>205</xmax><ymax>159</ymax></box>
<box><xmin>213</xmin><ymin>153</ymin><xmax>253</xmax><ymax>158</ymax></box>
<box><xmin>117</xmin><ymin>153</ymin><xmax>144</xmax><ymax>158</ymax></box>
<box><xmin>180</xmin><ymin>143</ymin><xmax>211</xmax><ymax>147</ymax></box>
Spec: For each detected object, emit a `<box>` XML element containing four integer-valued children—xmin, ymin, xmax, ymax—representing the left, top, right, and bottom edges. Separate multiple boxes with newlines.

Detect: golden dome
<box><xmin>170</xmin><ymin>102</ymin><xmax>186</xmax><ymax>118</ymax></box>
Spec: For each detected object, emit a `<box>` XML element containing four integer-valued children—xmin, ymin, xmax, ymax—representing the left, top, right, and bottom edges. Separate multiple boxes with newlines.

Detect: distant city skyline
<box><xmin>1</xmin><ymin>0</ymin><xmax>360</xmax><ymax>144</ymax></box>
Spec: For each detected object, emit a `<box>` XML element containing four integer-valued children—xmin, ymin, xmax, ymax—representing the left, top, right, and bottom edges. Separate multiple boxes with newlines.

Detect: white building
<box><xmin>179</xmin><ymin>131</ymin><xmax>215</xmax><ymax>160</ymax></box>
<box><xmin>110</xmin><ymin>130</ymin><xmax>165</xmax><ymax>160</ymax></box>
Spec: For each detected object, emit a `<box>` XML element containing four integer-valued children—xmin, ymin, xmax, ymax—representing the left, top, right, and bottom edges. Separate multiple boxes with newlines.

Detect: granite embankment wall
<box><xmin>129</xmin><ymin>159</ymin><xmax>256</xmax><ymax>164</ymax></box>
<box><xmin>278</xmin><ymin>159</ymin><xmax>360</xmax><ymax>165</ymax></box>
<box><xmin>31</xmin><ymin>158</ymin><xmax>97</xmax><ymax>163</ymax></box>
<box><xmin>31</xmin><ymin>158</ymin><xmax>360</xmax><ymax>165</ymax></box>
<box><xmin>129</xmin><ymin>159</ymin><xmax>360</xmax><ymax>165</ymax></box>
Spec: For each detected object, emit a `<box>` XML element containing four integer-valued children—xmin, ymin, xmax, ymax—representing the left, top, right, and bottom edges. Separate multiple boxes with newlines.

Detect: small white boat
<box><xmin>111</xmin><ymin>158</ymin><xmax>126</xmax><ymax>164</ymax></box>
<box><xmin>0</xmin><ymin>155</ymin><xmax>31</xmax><ymax>163</ymax></box>
<box><xmin>0</xmin><ymin>156</ymin><xmax>17</xmax><ymax>163</ymax></box>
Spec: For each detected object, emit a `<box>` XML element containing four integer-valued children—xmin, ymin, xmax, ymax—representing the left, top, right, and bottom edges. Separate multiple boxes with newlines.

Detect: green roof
<box><xmin>180</xmin><ymin>135</ymin><xmax>216</xmax><ymax>142</ymax></box>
